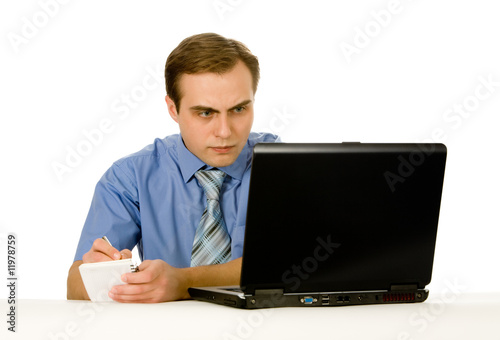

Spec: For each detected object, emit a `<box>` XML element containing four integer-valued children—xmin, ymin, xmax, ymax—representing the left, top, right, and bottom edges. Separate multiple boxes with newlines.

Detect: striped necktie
<box><xmin>191</xmin><ymin>169</ymin><xmax>231</xmax><ymax>266</ymax></box>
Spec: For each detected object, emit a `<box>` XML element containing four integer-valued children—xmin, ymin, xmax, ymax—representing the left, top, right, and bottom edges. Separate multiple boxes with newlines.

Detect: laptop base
<box><xmin>188</xmin><ymin>286</ymin><xmax>429</xmax><ymax>309</ymax></box>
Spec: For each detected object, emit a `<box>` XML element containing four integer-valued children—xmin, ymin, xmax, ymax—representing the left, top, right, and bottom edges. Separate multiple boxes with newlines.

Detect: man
<box><xmin>67</xmin><ymin>33</ymin><xmax>279</xmax><ymax>303</ymax></box>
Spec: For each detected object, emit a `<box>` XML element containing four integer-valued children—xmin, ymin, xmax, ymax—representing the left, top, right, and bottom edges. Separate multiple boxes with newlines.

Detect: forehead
<box><xmin>178</xmin><ymin>61</ymin><xmax>254</xmax><ymax>109</ymax></box>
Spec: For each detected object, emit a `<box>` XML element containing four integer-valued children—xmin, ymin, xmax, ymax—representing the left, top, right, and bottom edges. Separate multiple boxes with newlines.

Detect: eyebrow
<box><xmin>189</xmin><ymin>99</ymin><xmax>252</xmax><ymax>113</ymax></box>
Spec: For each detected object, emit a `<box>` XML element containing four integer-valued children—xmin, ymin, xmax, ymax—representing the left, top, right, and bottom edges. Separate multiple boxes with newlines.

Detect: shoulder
<box><xmin>239</xmin><ymin>132</ymin><xmax>281</xmax><ymax>170</ymax></box>
<box><xmin>116</xmin><ymin>134</ymin><xmax>178</xmax><ymax>163</ymax></box>
<box><xmin>107</xmin><ymin>134</ymin><xmax>180</xmax><ymax>182</ymax></box>
<box><xmin>247</xmin><ymin>132</ymin><xmax>281</xmax><ymax>147</ymax></box>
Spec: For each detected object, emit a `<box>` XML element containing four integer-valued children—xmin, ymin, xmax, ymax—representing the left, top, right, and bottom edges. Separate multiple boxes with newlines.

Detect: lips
<box><xmin>211</xmin><ymin>146</ymin><xmax>233</xmax><ymax>153</ymax></box>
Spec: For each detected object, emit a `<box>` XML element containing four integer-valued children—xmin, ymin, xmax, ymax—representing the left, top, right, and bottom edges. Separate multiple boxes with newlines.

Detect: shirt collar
<box><xmin>177</xmin><ymin>134</ymin><xmax>250</xmax><ymax>183</ymax></box>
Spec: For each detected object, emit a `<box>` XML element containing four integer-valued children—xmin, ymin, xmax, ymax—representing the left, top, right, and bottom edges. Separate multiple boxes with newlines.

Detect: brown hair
<box><xmin>165</xmin><ymin>33</ymin><xmax>260</xmax><ymax>111</ymax></box>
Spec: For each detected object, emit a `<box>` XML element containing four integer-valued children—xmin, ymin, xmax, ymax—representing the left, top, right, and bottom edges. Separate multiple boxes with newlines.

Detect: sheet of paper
<box><xmin>79</xmin><ymin>259</ymin><xmax>137</xmax><ymax>302</ymax></box>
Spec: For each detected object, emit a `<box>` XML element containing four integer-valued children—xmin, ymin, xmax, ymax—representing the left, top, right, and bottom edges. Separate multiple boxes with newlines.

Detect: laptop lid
<box><xmin>240</xmin><ymin>143</ymin><xmax>446</xmax><ymax>295</ymax></box>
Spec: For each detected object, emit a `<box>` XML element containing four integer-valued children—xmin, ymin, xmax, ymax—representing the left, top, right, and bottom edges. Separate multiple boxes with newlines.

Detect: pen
<box><xmin>102</xmin><ymin>236</ymin><xmax>113</xmax><ymax>247</ymax></box>
<box><xmin>102</xmin><ymin>236</ymin><xmax>139</xmax><ymax>272</ymax></box>
<box><xmin>102</xmin><ymin>236</ymin><xmax>121</xmax><ymax>260</ymax></box>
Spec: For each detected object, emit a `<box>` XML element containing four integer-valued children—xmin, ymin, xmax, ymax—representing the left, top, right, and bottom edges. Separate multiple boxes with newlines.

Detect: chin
<box><xmin>205</xmin><ymin>155</ymin><xmax>237</xmax><ymax>168</ymax></box>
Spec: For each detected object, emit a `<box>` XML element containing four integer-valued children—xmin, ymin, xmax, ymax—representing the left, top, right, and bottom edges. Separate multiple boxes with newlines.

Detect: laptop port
<box><xmin>321</xmin><ymin>295</ymin><xmax>330</xmax><ymax>305</ymax></box>
<box><xmin>300</xmin><ymin>296</ymin><xmax>317</xmax><ymax>304</ymax></box>
<box><xmin>336</xmin><ymin>296</ymin><xmax>344</xmax><ymax>303</ymax></box>
<box><xmin>224</xmin><ymin>299</ymin><xmax>236</xmax><ymax>306</ymax></box>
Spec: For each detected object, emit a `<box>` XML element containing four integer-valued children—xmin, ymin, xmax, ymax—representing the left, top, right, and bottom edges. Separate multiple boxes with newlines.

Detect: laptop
<box><xmin>188</xmin><ymin>143</ymin><xmax>447</xmax><ymax>308</ymax></box>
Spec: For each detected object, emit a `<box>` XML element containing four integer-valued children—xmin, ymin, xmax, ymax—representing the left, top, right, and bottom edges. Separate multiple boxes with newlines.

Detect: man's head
<box><xmin>165</xmin><ymin>33</ymin><xmax>260</xmax><ymax>111</ymax></box>
<box><xmin>164</xmin><ymin>33</ymin><xmax>260</xmax><ymax>168</ymax></box>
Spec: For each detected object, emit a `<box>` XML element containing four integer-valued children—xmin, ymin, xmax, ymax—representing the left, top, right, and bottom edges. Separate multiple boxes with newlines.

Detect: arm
<box><xmin>67</xmin><ymin>260</ymin><xmax>89</xmax><ymax>300</ymax></box>
<box><xmin>108</xmin><ymin>257</ymin><xmax>242</xmax><ymax>303</ymax></box>
<box><xmin>67</xmin><ymin>238</ymin><xmax>132</xmax><ymax>300</ymax></box>
<box><xmin>68</xmin><ymin>162</ymin><xmax>141</xmax><ymax>300</ymax></box>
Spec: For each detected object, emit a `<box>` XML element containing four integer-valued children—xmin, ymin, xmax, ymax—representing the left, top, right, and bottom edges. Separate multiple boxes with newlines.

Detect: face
<box><xmin>166</xmin><ymin>61</ymin><xmax>255</xmax><ymax>168</ymax></box>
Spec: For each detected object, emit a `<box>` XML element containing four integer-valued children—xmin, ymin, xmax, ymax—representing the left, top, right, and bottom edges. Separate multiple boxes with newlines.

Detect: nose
<box><xmin>214</xmin><ymin>113</ymin><xmax>232</xmax><ymax>139</ymax></box>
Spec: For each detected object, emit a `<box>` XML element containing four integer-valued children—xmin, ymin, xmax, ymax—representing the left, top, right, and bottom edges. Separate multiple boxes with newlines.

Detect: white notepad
<box><xmin>79</xmin><ymin>259</ymin><xmax>138</xmax><ymax>302</ymax></box>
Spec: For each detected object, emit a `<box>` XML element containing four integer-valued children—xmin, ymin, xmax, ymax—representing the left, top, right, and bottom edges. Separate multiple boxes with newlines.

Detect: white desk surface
<box><xmin>2</xmin><ymin>292</ymin><xmax>500</xmax><ymax>340</ymax></box>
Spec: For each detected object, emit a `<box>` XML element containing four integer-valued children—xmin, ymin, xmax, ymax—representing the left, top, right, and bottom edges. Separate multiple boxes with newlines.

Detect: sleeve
<box><xmin>73</xmin><ymin>162</ymin><xmax>142</xmax><ymax>262</ymax></box>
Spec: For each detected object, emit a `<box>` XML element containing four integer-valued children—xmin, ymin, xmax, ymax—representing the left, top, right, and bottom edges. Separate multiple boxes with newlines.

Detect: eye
<box><xmin>233</xmin><ymin>106</ymin><xmax>246</xmax><ymax>113</ymax></box>
<box><xmin>199</xmin><ymin>110</ymin><xmax>212</xmax><ymax>117</ymax></box>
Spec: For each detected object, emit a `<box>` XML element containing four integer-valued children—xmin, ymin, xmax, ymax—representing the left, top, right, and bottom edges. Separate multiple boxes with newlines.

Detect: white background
<box><xmin>0</xmin><ymin>0</ymin><xmax>499</xmax><ymax>300</ymax></box>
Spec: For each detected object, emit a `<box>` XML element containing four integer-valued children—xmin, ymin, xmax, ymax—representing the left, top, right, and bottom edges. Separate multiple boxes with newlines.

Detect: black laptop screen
<box><xmin>240</xmin><ymin>143</ymin><xmax>446</xmax><ymax>294</ymax></box>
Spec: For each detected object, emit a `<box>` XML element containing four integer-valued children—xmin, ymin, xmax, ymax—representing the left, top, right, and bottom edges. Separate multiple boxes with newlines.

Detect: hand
<box><xmin>82</xmin><ymin>238</ymin><xmax>132</xmax><ymax>263</ymax></box>
<box><xmin>108</xmin><ymin>259</ymin><xmax>189</xmax><ymax>303</ymax></box>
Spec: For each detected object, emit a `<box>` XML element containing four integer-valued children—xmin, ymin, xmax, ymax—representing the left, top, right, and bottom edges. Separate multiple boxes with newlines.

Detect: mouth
<box><xmin>211</xmin><ymin>146</ymin><xmax>234</xmax><ymax>154</ymax></box>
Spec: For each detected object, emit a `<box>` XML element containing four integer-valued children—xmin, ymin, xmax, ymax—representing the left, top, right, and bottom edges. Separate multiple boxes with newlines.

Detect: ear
<box><xmin>165</xmin><ymin>95</ymin><xmax>179</xmax><ymax>123</ymax></box>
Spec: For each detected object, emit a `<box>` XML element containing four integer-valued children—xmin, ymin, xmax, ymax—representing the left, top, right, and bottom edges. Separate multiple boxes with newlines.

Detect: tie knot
<box><xmin>195</xmin><ymin>169</ymin><xmax>226</xmax><ymax>200</ymax></box>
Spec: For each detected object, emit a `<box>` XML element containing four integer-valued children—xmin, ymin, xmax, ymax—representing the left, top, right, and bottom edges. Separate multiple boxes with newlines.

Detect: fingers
<box><xmin>94</xmin><ymin>238</ymin><xmax>122</xmax><ymax>259</ymax></box>
<box><xmin>109</xmin><ymin>260</ymin><xmax>172</xmax><ymax>303</ymax></box>
<box><xmin>82</xmin><ymin>238</ymin><xmax>121</xmax><ymax>263</ymax></box>
<box><xmin>109</xmin><ymin>281</ymin><xmax>165</xmax><ymax>304</ymax></box>
<box><xmin>109</xmin><ymin>265</ymin><xmax>157</xmax><ymax>303</ymax></box>
<box><xmin>111</xmin><ymin>296</ymin><xmax>161</xmax><ymax>303</ymax></box>
<box><xmin>109</xmin><ymin>282</ymin><xmax>155</xmax><ymax>301</ymax></box>
<box><xmin>109</xmin><ymin>292</ymin><xmax>160</xmax><ymax>304</ymax></box>
<box><xmin>121</xmin><ymin>260</ymin><xmax>157</xmax><ymax>284</ymax></box>
<box><xmin>119</xmin><ymin>249</ymin><xmax>133</xmax><ymax>259</ymax></box>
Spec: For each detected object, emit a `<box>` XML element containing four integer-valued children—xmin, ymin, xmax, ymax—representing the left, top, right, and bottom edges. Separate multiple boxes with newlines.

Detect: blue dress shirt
<box><xmin>74</xmin><ymin>132</ymin><xmax>280</xmax><ymax>268</ymax></box>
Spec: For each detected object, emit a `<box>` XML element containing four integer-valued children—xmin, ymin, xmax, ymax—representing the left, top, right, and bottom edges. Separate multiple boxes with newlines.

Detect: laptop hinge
<box><xmin>390</xmin><ymin>284</ymin><xmax>418</xmax><ymax>291</ymax></box>
<box><xmin>255</xmin><ymin>289</ymin><xmax>284</xmax><ymax>295</ymax></box>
